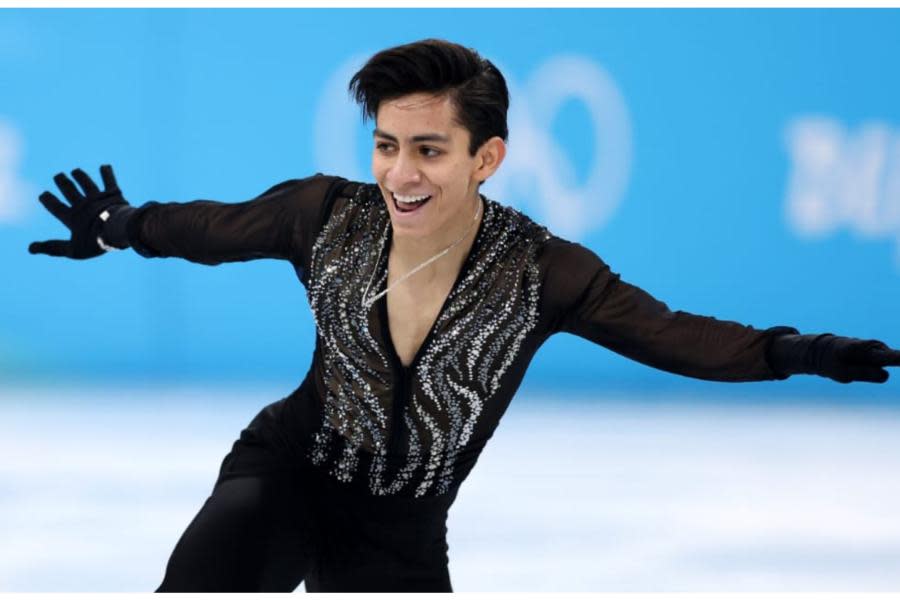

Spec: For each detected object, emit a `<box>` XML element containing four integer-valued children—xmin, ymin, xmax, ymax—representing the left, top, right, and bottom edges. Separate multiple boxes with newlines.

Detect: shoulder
<box><xmin>316</xmin><ymin>180</ymin><xmax>384</xmax><ymax>230</ymax></box>
<box><xmin>308</xmin><ymin>181</ymin><xmax>387</xmax><ymax>259</ymax></box>
<box><xmin>485</xmin><ymin>201</ymin><xmax>602</xmax><ymax>269</ymax></box>
<box><xmin>254</xmin><ymin>174</ymin><xmax>376</xmax><ymax>236</ymax></box>
<box><xmin>255</xmin><ymin>173</ymin><xmax>364</xmax><ymax>203</ymax></box>
<box><xmin>538</xmin><ymin>235</ymin><xmax>608</xmax><ymax>271</ymax></box>
<box><xmin>534</xmin><ymin>233</ymin><xmax>620</xmax><ymax>327</ymax></box>
<box><xmin>481</xmin><ymin>198</ymin><xmax>552</xmax><ymax>251</ymax></box>
<box><xmin>478</xmin><ymin>199</ymin><xmax>617</xmax><ymax>332</ymax></box>
<box><xmin>477</xmin><ymin>196</ymin><xmax>608</xmax><ymax>270</ymax></box>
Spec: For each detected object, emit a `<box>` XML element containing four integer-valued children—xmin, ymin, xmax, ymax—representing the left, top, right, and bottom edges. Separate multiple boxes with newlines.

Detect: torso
<box><xmin>305</xmin><ymin>182</ymin><xmax>552</xmax><ymax>496</ymax></box>
<box><xmin>385</xmin><ymin>257</ymin><xmax>458</xmax><ymax>368</ymax></box>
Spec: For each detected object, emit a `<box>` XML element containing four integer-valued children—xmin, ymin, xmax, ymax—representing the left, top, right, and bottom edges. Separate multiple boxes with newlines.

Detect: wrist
<box><xmin>98</xmin><ymin>203</ymin><xmax>136</xmax><ymax>250</ymax></box>
<box><xmin>762</xmin><ymin>326</ymin><xmax>802</xmax><ymax>379</ymax></box>
<box><xmin>766</xmin><ymin>332</ymin><xmax>837</xmax><ymax>378</ymax></box>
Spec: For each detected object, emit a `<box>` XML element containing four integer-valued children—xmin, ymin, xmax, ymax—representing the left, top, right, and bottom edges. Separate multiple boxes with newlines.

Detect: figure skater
<box><xmin>28</xmin><ymin>38</ymin><xmax>900</xmax><ymax>592</ymax></box>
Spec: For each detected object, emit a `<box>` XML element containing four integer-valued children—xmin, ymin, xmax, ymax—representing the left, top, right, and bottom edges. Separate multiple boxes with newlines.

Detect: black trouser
<box><xmin>155</xmin><ymin>423</ymin><xmax>454</xmax><ymax>592</ymax></box>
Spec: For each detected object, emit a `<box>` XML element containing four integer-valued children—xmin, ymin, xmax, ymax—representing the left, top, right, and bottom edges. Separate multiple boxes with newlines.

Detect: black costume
<box><xmin>117</xmin><ymin>174</ymin><xmax>798</xmax><ymax>591</ymax></box>
<box><xmin>27</xmin><ymin>164</ymin><xmax>899</xmax><ymax>590</ymax></box>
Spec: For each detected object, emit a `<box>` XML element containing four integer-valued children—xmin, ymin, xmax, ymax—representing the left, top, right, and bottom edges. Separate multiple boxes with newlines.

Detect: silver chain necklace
<box><xmin>361</xmin><ymin>200</ymin><xmax>482</xmax><ymax>310</ymax></box>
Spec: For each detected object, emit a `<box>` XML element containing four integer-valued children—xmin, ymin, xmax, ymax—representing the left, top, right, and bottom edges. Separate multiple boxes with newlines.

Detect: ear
<box><xmin>473</xmin><ymin>136</ymin><xmax>506</xmax><ymax>184</ymax></box>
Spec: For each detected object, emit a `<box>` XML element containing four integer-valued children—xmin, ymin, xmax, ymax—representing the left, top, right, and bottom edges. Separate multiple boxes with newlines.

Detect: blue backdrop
<box><xmin>2</xmin><ymin>8</ymin><xmax>898</xmax><ymax>395</ymax></box>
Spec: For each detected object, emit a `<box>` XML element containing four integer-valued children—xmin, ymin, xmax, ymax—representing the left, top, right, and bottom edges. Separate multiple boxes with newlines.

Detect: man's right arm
<box><xmin>30</xmin><ymin>165</ymin><xmax>351</xmax><ymax>278</ymax></box>
<box><xmin>107</xmin><ymin>175</ymin><xmax>348</xmax><ymax>269</ymax></box>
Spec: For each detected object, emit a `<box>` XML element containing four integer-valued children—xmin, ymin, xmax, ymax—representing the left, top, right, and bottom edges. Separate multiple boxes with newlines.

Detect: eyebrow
<box><xmin>373</xmin><ymin>128</ymin><xmax>451</xmax><ymax>144</ymax></box>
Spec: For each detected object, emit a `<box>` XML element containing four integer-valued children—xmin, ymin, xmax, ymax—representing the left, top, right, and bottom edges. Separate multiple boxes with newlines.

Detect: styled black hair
<box><xmin>348</xmin><ymin>38</ymin><xmax>509</xmax><ymax>157</ymax></box>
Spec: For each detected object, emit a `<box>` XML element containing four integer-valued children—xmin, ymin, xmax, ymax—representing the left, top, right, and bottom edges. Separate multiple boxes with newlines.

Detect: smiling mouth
<box><xmin>392</xmin><ymin>192</ymin><xmax>433</xmax><ymax>213</ymax></box>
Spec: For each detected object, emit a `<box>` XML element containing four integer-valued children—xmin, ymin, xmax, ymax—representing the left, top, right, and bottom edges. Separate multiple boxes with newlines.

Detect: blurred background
<box><xmin>1</xmin><ymin>8</ymin><xmax>899</xmax><ymax>592</ymax></box>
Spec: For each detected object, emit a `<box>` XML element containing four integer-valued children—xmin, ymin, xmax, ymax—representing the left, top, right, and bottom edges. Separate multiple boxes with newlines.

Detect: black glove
<box><xmin>28</xmin><ymin>165</ymin><xmax>133</xmax><ymax>259</ymax></box>
<box><xmin>767</xmin><ymin>333</ymin><xmax>900</xmax><ymax>384</ymax></box>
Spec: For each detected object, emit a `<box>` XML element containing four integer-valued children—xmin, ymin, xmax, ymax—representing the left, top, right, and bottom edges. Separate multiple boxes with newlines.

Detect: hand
<box><xmin>28</xmin><ymin>165</ymin><xmax>130</xmax><ymax>259</ymax></box>
<box><xmin>767</xmin><ymin>333</ymin><xmax>900</xmax><ymax>383</ymax></box>
<box><xmin>820</xmin><ymin>336</ymin><xmax>900</xmax><ymax>384</ymax></box>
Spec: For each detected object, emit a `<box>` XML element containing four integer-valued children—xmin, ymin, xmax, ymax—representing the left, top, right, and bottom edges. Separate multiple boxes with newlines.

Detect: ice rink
<box><xmin>2</xmin><ymin>384</ymin><xmax>900</xmax><ymax>592</ymax></box>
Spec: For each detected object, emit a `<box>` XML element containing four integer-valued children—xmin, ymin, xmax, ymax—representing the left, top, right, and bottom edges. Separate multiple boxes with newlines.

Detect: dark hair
<box><xmin>348</xmin><ymin>38</ymin><xmax>509</xmax><ymax>157</ymax></box>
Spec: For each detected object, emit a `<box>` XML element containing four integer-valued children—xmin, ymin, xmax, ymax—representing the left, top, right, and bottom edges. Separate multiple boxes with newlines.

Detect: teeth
<box><xmin>393</xmin><ymin>193</ymin><xmax>431</xmax><ymax>205</ymax></box>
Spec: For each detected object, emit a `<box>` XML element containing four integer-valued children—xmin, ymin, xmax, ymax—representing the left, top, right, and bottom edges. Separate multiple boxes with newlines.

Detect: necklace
<box><xmin>361</xmin><ymin>199</ymin><xmax>482</xmax><ymax>309</ymax></box>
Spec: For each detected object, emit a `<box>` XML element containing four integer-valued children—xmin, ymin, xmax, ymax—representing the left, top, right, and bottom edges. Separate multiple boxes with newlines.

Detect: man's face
<box><xmin>372</xmin><ymin>92</ymin><xmax>484</xmax><ymax>240</ymax></box>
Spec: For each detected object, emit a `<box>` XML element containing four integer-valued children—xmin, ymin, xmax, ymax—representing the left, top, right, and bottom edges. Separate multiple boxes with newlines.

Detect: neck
<box><xmin>390</xmin><ymin>194</ymin><xmax>483</xmax><ymax>282</ymax></box>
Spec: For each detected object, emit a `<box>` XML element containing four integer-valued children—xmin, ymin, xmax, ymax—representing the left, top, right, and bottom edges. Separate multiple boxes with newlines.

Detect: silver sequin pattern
<box><xmin>306</xmin><ymin>183</ymin><xmax>551</xmax><ymax>497</ymax></box>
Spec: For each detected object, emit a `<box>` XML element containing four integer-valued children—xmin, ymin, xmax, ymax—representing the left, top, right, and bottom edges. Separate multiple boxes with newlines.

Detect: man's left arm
<box><xmin>542</xmin><ymin>236</ymin><xmax>899</xmax><ymax>383</ymax></box>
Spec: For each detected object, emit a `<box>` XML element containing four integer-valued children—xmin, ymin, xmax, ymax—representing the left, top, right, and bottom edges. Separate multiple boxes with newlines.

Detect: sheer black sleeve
<box><xmin>124</xmin><ymin>174</ymin><xmax>350</xmax><ymax>279</ymax></box>
<box><xmin>540</xmin><ymin>236</ymin><xmax>799</xmax><ymax>382</ymax></box>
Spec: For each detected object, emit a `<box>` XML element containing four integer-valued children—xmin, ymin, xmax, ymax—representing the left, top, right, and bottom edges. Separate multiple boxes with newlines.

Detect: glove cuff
<box><xmin>99</xmin><ymin>204</ymin><xmax>137</xmax><ymax>250</ymax></box>
<box><xmin>766</xmin><ymin>332</ymin><xmax>837</xmax><ymax>378</ymax></box>
<box><xmin>122</xmin><ymin>201</ymin><xmax>163</xmax><ymax>258</ymax></box>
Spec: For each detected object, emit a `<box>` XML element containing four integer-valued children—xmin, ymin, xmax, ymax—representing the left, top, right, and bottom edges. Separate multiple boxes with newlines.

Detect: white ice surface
<box><xmin>1</xmin><ymin>385</ymin><xmax>899</xmax><ymax>592</ymax></box>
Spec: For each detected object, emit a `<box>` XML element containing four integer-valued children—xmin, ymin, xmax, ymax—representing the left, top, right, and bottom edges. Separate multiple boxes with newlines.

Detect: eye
<box><xmin>420</xmin><ymin>147</ymin><xmax>441</xmax><ymax>158</ymax></box>
<box><xmin>375</xmin><ymin>142</ymin><xmax>395</xmax><ymax>153</ymax></box>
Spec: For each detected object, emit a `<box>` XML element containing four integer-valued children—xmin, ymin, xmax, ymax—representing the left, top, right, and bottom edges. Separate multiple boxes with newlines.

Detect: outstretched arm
<box><xmin>29</xmin><ymin>166</ymin><xmax>350</xmax><ymax>276</ymax></box>
<box><xmin>541</xmin><ymin>236</ymin><xmax>898</xmax><ymax>383</ymax></box>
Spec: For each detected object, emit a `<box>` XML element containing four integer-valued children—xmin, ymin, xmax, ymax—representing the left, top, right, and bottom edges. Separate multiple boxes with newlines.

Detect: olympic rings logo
<box><xmin>313</xmin><ymin>53</ymin><xmax>633</xmax><ymax>241</ymax></box>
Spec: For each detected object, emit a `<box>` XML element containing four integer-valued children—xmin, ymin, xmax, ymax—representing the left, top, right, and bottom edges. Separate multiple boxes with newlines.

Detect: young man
<box><xmin>29</xmin><ymin>38</ymin><xmax>900</xmax><ymax>592</ymax></box>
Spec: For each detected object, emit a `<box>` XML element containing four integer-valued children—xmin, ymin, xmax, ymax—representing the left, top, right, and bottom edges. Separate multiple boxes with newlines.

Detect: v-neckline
<box><xmin>377</xmin><ymin>195</ymin><xmax>488</xmax><ymax>372</ymax></box>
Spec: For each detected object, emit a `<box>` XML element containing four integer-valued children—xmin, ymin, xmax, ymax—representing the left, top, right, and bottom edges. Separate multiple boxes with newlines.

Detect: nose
<box><xmin>385</xmin><ymin>151</ymin><xmax>421</xmax><ymax>188</ymax></box>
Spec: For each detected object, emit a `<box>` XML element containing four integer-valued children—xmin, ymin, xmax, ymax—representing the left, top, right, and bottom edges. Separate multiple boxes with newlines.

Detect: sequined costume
<box><xmin>130</xmin><ymin>174</ymin><xmax>795</xmax><ymax>591</ymax></box>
